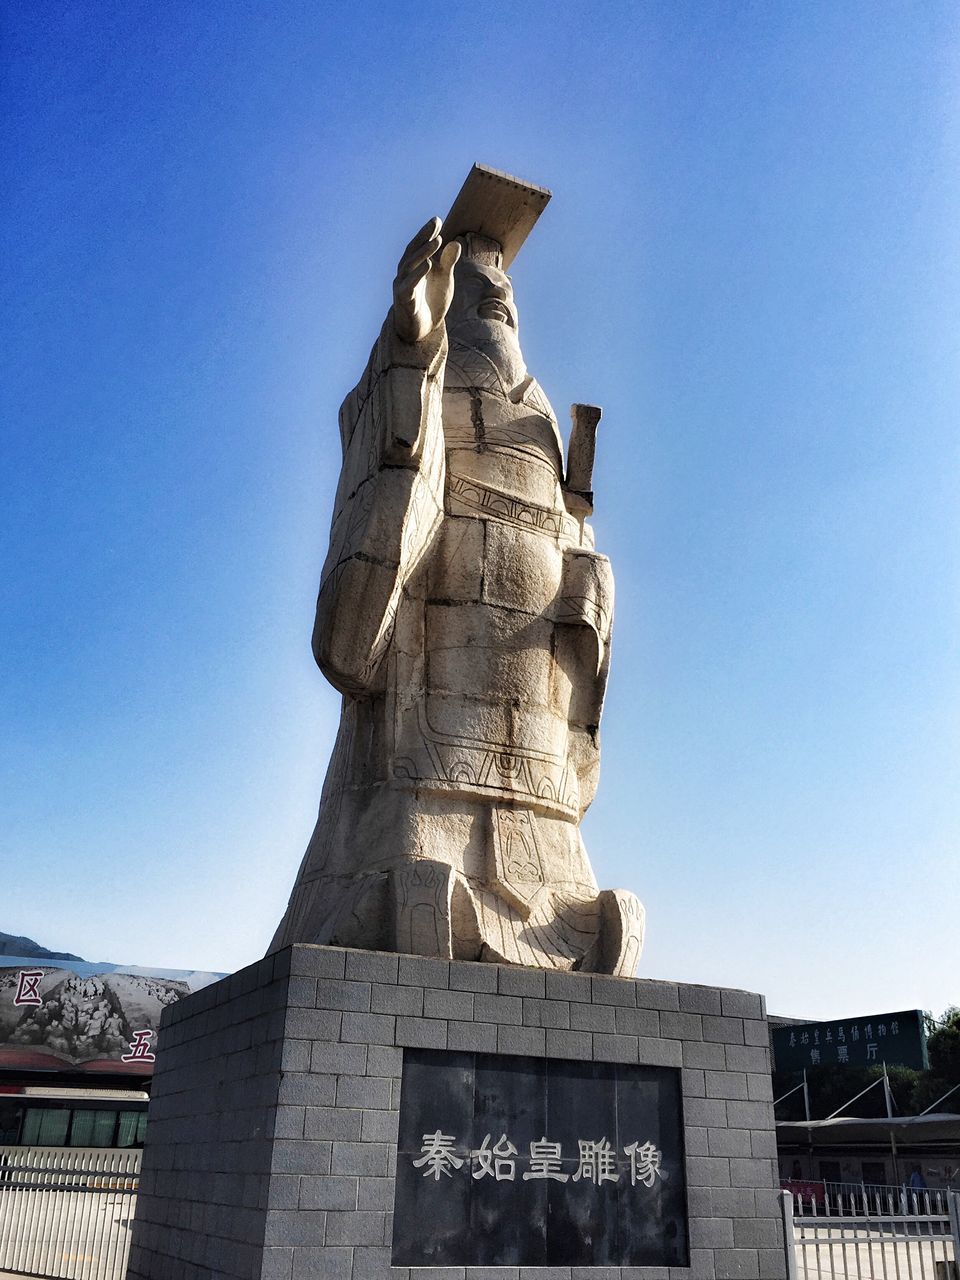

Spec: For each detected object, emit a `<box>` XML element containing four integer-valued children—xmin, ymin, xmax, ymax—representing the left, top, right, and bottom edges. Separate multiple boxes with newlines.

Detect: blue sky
<box><xmin>2</xmin><ymin>1</ymin><xmax>957</xmax><ymax>1020</ymax></box>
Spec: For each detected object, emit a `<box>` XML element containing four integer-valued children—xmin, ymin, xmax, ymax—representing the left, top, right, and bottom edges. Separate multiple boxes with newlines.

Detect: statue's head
<box><xmin>445</xmin><ymin>233</ymin><xmax>526</xmax><ymax>387</ymax></box>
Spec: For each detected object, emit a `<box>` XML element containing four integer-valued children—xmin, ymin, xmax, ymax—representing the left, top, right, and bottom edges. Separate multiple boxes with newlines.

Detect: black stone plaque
<box><xmin>392</xmin><ymin>1049</ymin><xmax>689</xmax><ymax>1267</ymax></box>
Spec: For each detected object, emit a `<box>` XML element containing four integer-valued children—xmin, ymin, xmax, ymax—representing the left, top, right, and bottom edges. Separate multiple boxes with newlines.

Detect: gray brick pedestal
<box><xmin>128</xmin><ymin>946</ymin><xmax>787</xmax><ymax>1280</ymax></box>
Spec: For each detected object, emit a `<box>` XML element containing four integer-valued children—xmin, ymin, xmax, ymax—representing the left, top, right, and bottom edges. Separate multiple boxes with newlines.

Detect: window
<box><xmin>0</xmin><ymin>1102</ymin><xmax>21</xmax><ymax>1145</ymax></box>
<box><xmin>15</xmin><ymin>1103</ymin><xmax>146</xmax><ymax>1148</ymax></box>
<box><xmin>69</xmin><ymin>1110</ymin><xmax>116</xmax><ymax>1148</ymax></box>
<box><xmin>818</xmin><ymin>1161</ymin><xmax>842</xmax><ymax>1183</ymax></box>
<box><xmin>21</xmin><ymin>1108</ymin><xmax>69</xmax><ymax>1146</ymax></box>
<box><xmin>862</xmin><ymin>1161</ymin><xmax>887</xmax><ymax>1186</ymax></box>
<box><xmin>116</xmin><ymin>1111</ymin><xmax>147</xmax><ymax>1147</ymax></box>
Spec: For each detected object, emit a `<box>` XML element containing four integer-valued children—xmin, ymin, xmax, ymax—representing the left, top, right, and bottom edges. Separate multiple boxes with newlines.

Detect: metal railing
<box><xmin>824</xmin><ymin>1182</ymin><xmax>960</xmax><ymax>1214</ymax></box>
<box><xmin>0</xmin><ymin>1146</ymin><xmax>140</xmax><ymax>1280</ymax></box>
<box><xmin>783</xmin><ymin>1185</ymin><xmax>960</xmax><ymax>1279</ymax></box>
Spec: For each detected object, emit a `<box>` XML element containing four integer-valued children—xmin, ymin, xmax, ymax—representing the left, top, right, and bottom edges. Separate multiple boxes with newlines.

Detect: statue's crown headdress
<box><xmin>442</xmin><ymin>163</ymin><xmax>551</xmax><ymax>270</ymax></box>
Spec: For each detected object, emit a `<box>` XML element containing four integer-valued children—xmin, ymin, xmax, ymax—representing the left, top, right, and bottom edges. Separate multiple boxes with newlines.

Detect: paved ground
<box><xmin>793</xmin><ymin>1225</ymin><xmax>958</xmax><ymax>1278</ymax></box>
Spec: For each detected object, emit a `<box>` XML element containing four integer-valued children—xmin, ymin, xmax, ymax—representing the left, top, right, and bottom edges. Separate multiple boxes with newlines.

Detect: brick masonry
<box><xmin>128</xmin><ymin>946</ymin><xmax>787</xmax><ymax>1280</ymax></box>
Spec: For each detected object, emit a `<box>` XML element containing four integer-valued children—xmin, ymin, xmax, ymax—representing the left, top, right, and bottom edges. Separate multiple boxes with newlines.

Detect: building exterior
<box><xmin>777</xmin><ymin>1113</ymin><xmax>960</xmax><ymax>1192</ymax></box>
<box><xmin>0</xmin><ymin>950</ymin><xmax>223</xmax><ymax>1148</ymax></box>
<box><xmin>770</xmin><ymin>1010</ymin><xmax>960</xmax><ymax>1193</ymax></box>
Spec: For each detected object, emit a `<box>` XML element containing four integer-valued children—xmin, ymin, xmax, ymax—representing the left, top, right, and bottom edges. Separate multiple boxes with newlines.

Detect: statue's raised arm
<box><xmin>273</xmin><ymin>165</ymin><xmax>645</xmax><ymax>976</ymax></box>
<box><xmin>311</xmin><ymin>222</ymin><xmax>457</xmax><ymax>695</ymax></box>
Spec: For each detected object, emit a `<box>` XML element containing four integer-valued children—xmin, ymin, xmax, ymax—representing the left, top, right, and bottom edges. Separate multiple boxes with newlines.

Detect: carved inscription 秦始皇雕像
<box><xmin>393</xmin><ymin>1048</ymin><xmax>689</xmax><ymax>1268</ymax></box>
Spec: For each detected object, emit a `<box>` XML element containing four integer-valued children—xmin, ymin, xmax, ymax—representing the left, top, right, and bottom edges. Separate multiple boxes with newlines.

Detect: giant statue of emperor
<box><xmin>271</xmin><ymin>166</ymin><xmax>645</xmax><ymax>975</ymax></box>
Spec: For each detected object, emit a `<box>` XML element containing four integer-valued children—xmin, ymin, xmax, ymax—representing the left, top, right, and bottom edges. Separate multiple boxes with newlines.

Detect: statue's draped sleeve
<box><xmin>554</xmin><ymin>544</ymin><xmax>614</xmax><ymax>817</ymax></box>
<box><xmin>312</xmin><ymin>313</ymin><xmax>447</xmax><ymax>696</ymax></box>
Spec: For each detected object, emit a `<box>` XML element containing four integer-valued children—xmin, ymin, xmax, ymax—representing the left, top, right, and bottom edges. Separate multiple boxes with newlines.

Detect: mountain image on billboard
<box><xmin>0</xmin><ymin>955</ymin><xmax>224</xmax><ymax>1074</ymax></box>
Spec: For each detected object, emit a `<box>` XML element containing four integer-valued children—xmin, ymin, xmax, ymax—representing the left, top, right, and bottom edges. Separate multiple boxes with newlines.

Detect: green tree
<box><xmin>912</xmin><ymin>1007</ymin><xmax>960</xmax><ymax>1112</ymax></box>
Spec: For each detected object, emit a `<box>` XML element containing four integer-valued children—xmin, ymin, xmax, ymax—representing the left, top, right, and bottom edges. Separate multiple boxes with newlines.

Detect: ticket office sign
<box><xmin>392</xmin><ymin>1049</ymin><xmax>688</xmax><ymax>1269</ymax></box>
<box><xmin>772</xmin><ymin>1009</ymin><xmax>928</xmax><ymax>1073</ymax></box>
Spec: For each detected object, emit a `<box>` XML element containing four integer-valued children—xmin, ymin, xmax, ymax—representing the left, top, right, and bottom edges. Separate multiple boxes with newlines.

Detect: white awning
<box><xmin>777</xmin><ymin>1113</ymin><xmax>960</xmax><ymax>1144</ymax></box>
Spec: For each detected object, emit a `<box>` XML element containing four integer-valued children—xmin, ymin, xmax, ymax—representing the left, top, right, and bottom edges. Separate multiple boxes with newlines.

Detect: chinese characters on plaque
<box><xmin>393</xmin><ymin>1049</ymin><xmax>688</xmax><ymax>1269</ymax></box>
<box><xmin>412</xmin><ymin>1129</ymin><xmax>665</xmax><ymax>1188</ymax></box>
<box><xmin>771</xmin><ymin>1010</ymin><xmax>928</xmax><ymax>1073</ymax></box>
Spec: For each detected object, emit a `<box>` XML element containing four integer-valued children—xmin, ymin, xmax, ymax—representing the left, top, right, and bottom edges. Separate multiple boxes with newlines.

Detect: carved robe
<box><xmin>270</xmin><ymin>312</ymin><xmax>643</xmax><ymax>974</ymax></box>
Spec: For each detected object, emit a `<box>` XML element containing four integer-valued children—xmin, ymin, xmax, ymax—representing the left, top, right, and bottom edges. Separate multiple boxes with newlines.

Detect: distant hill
<box><xmin>0</xmin><ymin>932</ymin><xmax>84</xmax><ymax>962</ymax></box>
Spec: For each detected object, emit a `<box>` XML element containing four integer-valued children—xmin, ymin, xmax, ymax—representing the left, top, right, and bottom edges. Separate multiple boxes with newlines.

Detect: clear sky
<box><xmin>2</xmin><ymin>1</ymin><xmax>958</xmax><ymax>1021</ymax></box>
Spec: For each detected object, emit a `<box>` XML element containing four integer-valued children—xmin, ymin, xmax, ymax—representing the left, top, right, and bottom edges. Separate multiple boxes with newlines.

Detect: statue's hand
<box><xmin>392</xmin><ymin>216</ymin><xmax>461</xmax><ymax>344</ymax></box>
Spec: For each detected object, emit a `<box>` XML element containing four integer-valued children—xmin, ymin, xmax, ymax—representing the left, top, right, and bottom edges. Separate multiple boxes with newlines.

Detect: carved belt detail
<box><xmin>446</xmin><ymin>470</ymin><xmax>579</xmax><ymax>541</ymax></box>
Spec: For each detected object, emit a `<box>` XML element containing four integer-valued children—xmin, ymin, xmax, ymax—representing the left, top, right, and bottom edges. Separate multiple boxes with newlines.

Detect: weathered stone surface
<box><xmin>270</xmin><ymin>168</ymin><xmax>644</xmax><ymax>975</ymax></box>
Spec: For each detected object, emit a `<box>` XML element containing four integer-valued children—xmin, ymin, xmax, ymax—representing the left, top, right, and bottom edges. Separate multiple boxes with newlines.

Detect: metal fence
<box><xmin>4</xmin><ymin>1144</ymin><xmax>958</xmax><ymax>1280</ymax></box>
<box><xmin>0</xmin><ymin>1146</ymin><xmax>140</xmax><ymax>1280</ymax></box>
<box><xmin>783</xmin><ymin>1185</ymin><xmax>960</xmax><ymax>1279</ymax></box>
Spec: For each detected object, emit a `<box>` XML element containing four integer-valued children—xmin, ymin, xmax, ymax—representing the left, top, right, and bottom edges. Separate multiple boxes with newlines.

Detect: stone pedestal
<box><xmin>128</xmin><ymin>946</ymin><xmax>786</xmax><ymax>1280</ymax></box>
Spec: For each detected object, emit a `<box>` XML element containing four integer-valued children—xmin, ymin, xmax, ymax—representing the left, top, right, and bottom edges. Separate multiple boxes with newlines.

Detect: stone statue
<box><xmin>271</xmin><ymin>166</ymin><xmax>645</xmax><ymax>975</ymax></box>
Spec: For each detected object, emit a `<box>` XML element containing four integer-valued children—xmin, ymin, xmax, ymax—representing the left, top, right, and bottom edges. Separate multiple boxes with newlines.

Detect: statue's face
<box><xmin>446</xmin><ymin>259</ymin><xmax>520</xmax><ymax>345</ymax></box>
